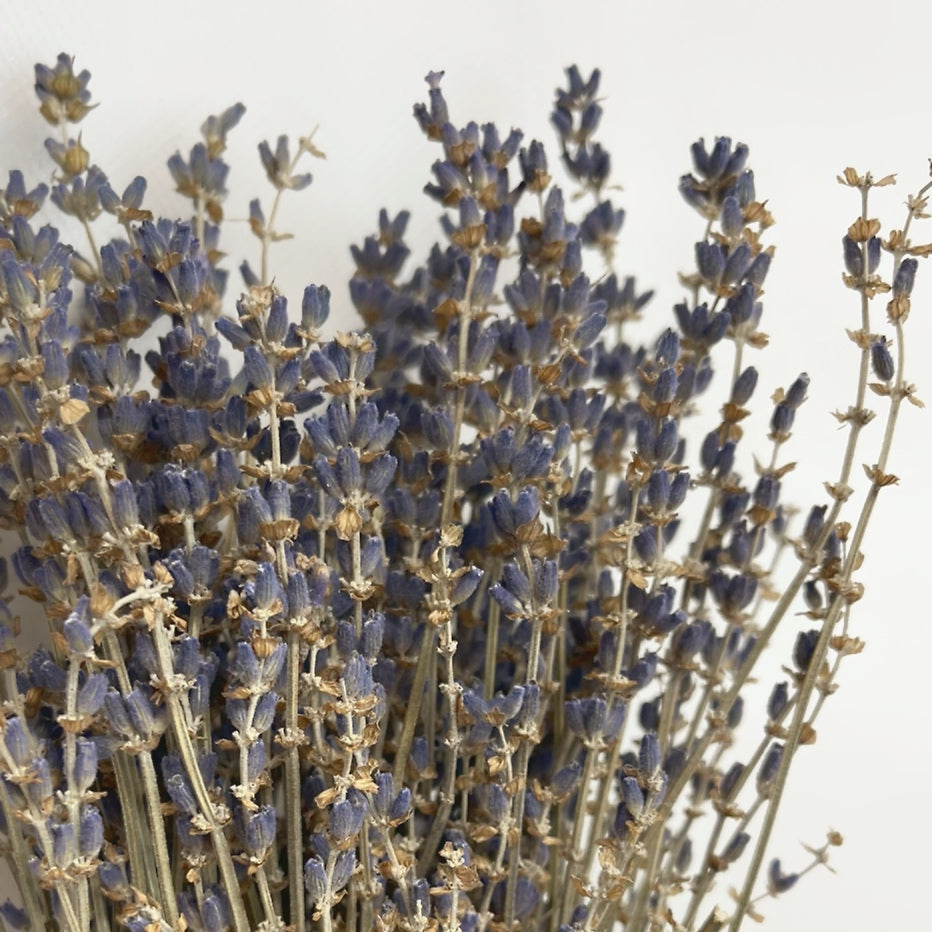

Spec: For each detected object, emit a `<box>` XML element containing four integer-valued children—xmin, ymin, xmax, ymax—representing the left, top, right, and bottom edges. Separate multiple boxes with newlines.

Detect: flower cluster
<box><xmin>0</xmin><ymin>55</ymin><xmax>922</xmax><ymax>932</ymax></box>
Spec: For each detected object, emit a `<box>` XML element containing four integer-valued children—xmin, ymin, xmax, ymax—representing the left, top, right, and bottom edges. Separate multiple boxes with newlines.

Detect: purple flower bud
<box><xmin>228</xmin><ymin>642</ymin><xmax>261</xmax><ymax>688</ymax></box>
<box><xmin>629</xmin><ymin>652</ymin><xmax>658</xmax><ymax>691</ymax></box>
<box><xmin>330</xmin><ymin>797</ymin><xmax>365</xmax><ymax>844</ymax></box>
<box><xmin>893</xmin><ymin>257</ymin><xmax>918</xmax><ymax>296</ymax></box>
<box><xmin>356</xmin><ymin>535</ymin><xmax>382</xmax><ymax>580</ymax></box>
<box><xmin>423</xmin><ymin>342</ymin><xmax>454</xmax><ymax>384</ymax></box>
<box><xmin>102</xmin><ymin>691</ymin><xmax>132</xmax><ymax>736</ymax></box>
<box><xmin>244</xmin><ymin>804</ymin><xmax>277</xmax><ymax>855</ymax></box>
<box><xmin>2</xmin><ymin>717</ymin><xmax>32</xmax><ymax>768</ymax></box>
<box><xmin>696</xmin><ymin>242</ymin><xmax>725</xmax><ymax>286</ymax></box>
<box><xmin>163</xmin><ymin>769</ymin><xmax>198</xmax><ymax>816</ymax></box>
<box><xmin>20</xmin><ymin>756</ymin><xmax>52</xmax><ymax>810</ymax></box>
<box><xmin>713</xmin><ymin>137</ymin><xmax>740</xmax><ymax>176</ymax></box>
<box><xmin>493</xmin><ymin>686</ymin><xmax>526</xmax><ymax>724</ymax></box>
<box><xmin>63</xmin><ymin>611</ymin><xmax>94</xmax><ymax>657</ymax></box>
<box><xmin>757</xmin><ymin>743</ymin><xmax>783</xmax><ymax>794</ymax></box>
<box><xmin>753</xmin><ymin>476</ymin><xmax>780</xmax><ymax>511</ymax></box>
<box><xmin>871</xmin><ymin>340</ymin><xmax>895</xmax><ymax>381</ymax></box>
<box><xmin>76</xmin><ymin>672</ymin><xmax>107</xmax><ymax>717</ymax></box>
<box><xmin>668</xmin><ymin>471</ymin><xmax>690</xmax><ymax>510</ymax></box>
<box><xmin>768</xmin><ymin>682</ymin><xmax>789</xmax><ymax>721</ymax></box>
<box><xmin>724</xmin><ymin>281</ymin><xmax>754</xmax><ymax>324</ymax></box>
<box><xmin>125</xmin><ymin>688</ymin><xmax>164</xmax><ymax>738</ymax></box>
<box><xmin>52</xmin><ymin>819</ymin><xmax>76</xmax><ymax>867</ymax></box>
<box><xmin>802</xmin><ymin>505</ymin><xmax>826</xmax><ymax>548</ymax></box>
<box><xmin>672</xmin><ymin>620</ymin><xmax>712</xmax><ymax>664</ymax></box>
<box><xmin>655</xmin><ymin>329</ymin><xmax>680</xmax><ymax>366</ymax></box>
<box><xmin>639</xmin><ymin>697</ymin><xmax>660</xmax><ymax>731</ymax></box>
<box><xmin>302</xmin><ymin>284</ymin><xmax>330</xmax><ymax>331</ymax></box>
<box><xmin>202</xmin><ymin>889</ymin><xmax>233</xmax><ymax>932</ymax></box>
<box><xmin>802</xmin><ymin>580</ymin><xmax>824</xmax><ymax>615</ymax></box>
<box><xmin>265</xmin><ymin>294</ymin><xmax>289</xmax><ymax>344</ymax></box>
<box><xmin>768</xmin><ymin>858</ymin><xmax>799</xmax><ymax>895</ymax></box>
<box><xmin>489</xmin><ymin>583</ymin><xmax>522</xmax><ymax>616</ymax></box>
<box><xmin>0</xmin><ymin>902</ymin><xmax>29</xmax><ymax>930</ymax></box>
<box><xmin>308</xmin><ymin>348</ymin><xmax>342</xmax><ymax>385</ymax></box>
<box><xmin>647</xmin><ymin>469</ymin><xmax>671</xmax><ymax>511</ymax></box>
<box><xmin>335</xmin><ymin>447</ymin><xmax>361</xmax><ymax>494</ymax></box>
<box><xmin>533</xmin><ymin>560</ymin><xmax>559</xmax><ymax>604</ymax></box>
<box><xmin>552</xmin><ymin>761</ymin><xmax>582</xmax><ymax>798</ymax></box>
<box><xmin>253</xmin><ymin>564</ymin><xmax>278</xmax><ymax>612</ymax></box>
<box><xmin>720</xmin><ymin>761</ymin><xmax>744</xmax><ymax>800</ymax></box>
<box><xmin>639</xmin><ymin>733</ymin><xmax>661</xmax><ymax>777</ymax></box>
<box><xmin>450</xmin><ymin>566</ymin><xmax>482</xmax><ymax>606</ymax></box>
<box><xmin>488</xmin><ymin>490</ymin><xmax>516</xmax><ymax>538</ymax></box>
<box><xmin>110</xmin><ymin>479</ymin><xmax>140</xmax><ymax>529</ymax></box>
<box><xmin>486</xmin><ymin>783</ymin><xmax>509</xmax><ymax>823</ymax></box>
<box><xmin>304</xmin><ymin>856</ymin><xmax>328</xmax><ymax>902</ymax></box>
<box><xmin>501</xmin><ymin>562</ymin><xmax>532</xmax><ymax>605</ymax></box>
<box><xmin>781</xmin><ymin>376</ymin><xmax>808</xmax><ymax>413</ymax></box>
<box><xmin>621</xmin><ymin>776</ymin><xmax>645</xmax><ymax>817</ymax></box>
<box><xmin>633</xmin><ymin>526</ymin><xmax>658</xmax><ymax>562</ymax></box>
<box><xmin>721</xmin><ymin>195</ymin><xmax>743</xmax><ymax>237</ymax></box>
<box><xmin>365</xmin><ymin>453</ymin><xmax>397</xmax><ymax>496</ymax></box>
<box><xmin>333</xmin><ymin>849</ymin><xmax>356</xmax><ymax>891</ymax></box>
<box><xmin>721</xmin><ymin>830</ymin><xmax>750</xmax><ymax>865</ymax></box>
<box><xmin>745</xmin><ymin>250</ymin><xmax>771</xmax><ymax>287</ymax></box>
<box><xmin>866</xmin><ymin>236</ymin><xmax>881</xmax><ymax>274</ymax></box>
<box><xmin>37</xmin><ymin>497</ymin><xmax>72</xmax><ymax>542</ymax></box>
<box><xmin>680</xmin><ymin>175</ymin><xmax>711</xmax><ymax>214</ymax></box>
<box><xmin>793</xmin><ymin>629</ymin><xmax>820</xmax><ymax>672</ymax></box>
<box><xmin>311</xmin><ymin>456</ymin><xmax>341</xmax><ymax>501</ymax></box>
<box><xmin>575</xmin><ymin>311</ymin><xmax>606</xmax><ymax>350</ymax></box>
<box><xmin>246</xmin><ymin>739</ymin><xmax>267</xmax><ymax>783</ymax></box>
<box><xmin>29</xmin><ymin>650</ymin><xmax>67</xmax><ymax>691</ymax></box>
<box><xmin>40</xmin><ymin>340</ymin><xmax>69</xmax><ymax>389</ymax></box>
<box><xmin>732</xmin><ymin>366</ymin><xmax>758</xmax><ymax>406</ymax></box>
<box><xmin>842</xmin><ymin>235</ymin><xmax>862</xmax><ymax>277</ymax></box>
<box><xmin>226</xmin><ymin>698</ymin><xmax>249</xmax><ymax>733</ymax></box>
<box><xmin>653</xmin><ymin>367</ymin><xmax>678</xmax><ymax>404</ymax></box>
<box><xmin>653</xmin><ymin>419</ymin><xmax>678</xmax><ymax>463</ymax></box>
<box><xmin>373</xmin><ymin>772</ymin><xmax>397</xmax><ymax>820</ymax></box>
<box><xmin>700</xmin><ymin>431</ymin><xmax>720</xmax><ymax>472</ymax></box>
<box><xmin>98</xmin><ymin>861</ymin><xmax>130</xmax><ymax>898</ymax></box>
<box><xmin>216</xmin><ymin>316</ymin><xmax>252</xmax><ymax>350</ymax></box>
<box><xmin>0</xmin><ymin>254</ymin><xmax>37</xmax><ymax>313</ymax></box>
<box><xmin>723</xmin><ymin>242</ymin><xmax>751</xmax><ymax>284</ymax></box>
<box><xmin>249</xmin><ymin>692</ymin><xmax>277</xmax><ymax>734</ymax></box>
<box><xmin>79</xmin><ymin>804</ymin><xmax>103</xmax><ymax>858</ymax></box>
<box><xmin>342</xmin><ymin>652</ymin><xmax>374</xmax><ymax>702</ymax></box>
<box><xmin>243</xmin><ymin>345</ymin><xmax>273</xmax><ymax>391</ymax></box>
<box><xmin>513</xmin><ymin>435</ymin><xmax>553</xmax><ymax>482</ymax></box>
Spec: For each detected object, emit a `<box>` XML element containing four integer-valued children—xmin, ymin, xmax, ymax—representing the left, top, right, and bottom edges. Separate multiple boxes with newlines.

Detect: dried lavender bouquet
<box><xmin>0</xmin><ymin>55</ymin><xmax>921</xmax><ymax>932</ymax></box>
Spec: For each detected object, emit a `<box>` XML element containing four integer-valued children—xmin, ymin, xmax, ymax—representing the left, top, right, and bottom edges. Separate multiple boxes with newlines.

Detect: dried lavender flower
<box><xmin>0</xmin><ymin>53</ymin><xmax>919</xmax><ymax>932</ymax></box>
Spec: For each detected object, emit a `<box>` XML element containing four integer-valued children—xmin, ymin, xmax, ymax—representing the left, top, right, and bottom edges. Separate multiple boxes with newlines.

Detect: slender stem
<box><xmin>0</xmin><ymin>778</ymin><xmax>45</xmax><ymax>928</ymax></box>
<box><xmin>729</xmin><ymin>178</ymin><xmax>914</xmax><ymax>930</ymax></box>
<box><xmin>395</xmin><ymin>246</ymin><xmax>479</xmax><ymax>787</ymax></box>
<box><xmin>151</xmin><ymin>614</ymin><xmax>249</xmax><ymax>932</ymax></box>
<box><xmin>285</xmin><ymin>628</ymin><xmax>306</xmax><ymax>932</ymax></box>
<box><xmin>138</xmin><ymin>750</ymin><xmax>181</xmax><ymax>925</ymax></box>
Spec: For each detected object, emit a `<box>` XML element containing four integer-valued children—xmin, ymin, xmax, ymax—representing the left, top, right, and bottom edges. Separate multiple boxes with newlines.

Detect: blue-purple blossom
<box><xmin>0</xmin><ymin>53</ymin><xmax>909</xmax><ymax>932</ymax></box>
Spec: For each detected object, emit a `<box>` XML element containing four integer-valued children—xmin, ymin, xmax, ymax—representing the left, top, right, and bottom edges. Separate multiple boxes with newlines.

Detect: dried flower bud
<box><xmin>871</xmin><ymin>339</ymin><xmax>895</xmax><ymax>381</ymax></box>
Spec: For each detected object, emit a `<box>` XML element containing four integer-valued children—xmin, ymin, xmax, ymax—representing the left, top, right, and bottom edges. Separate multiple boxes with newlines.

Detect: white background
<box><xmin>0</xmin><ymin>2</ymin><xmax>929</xmax><ymax>929</ymax></box>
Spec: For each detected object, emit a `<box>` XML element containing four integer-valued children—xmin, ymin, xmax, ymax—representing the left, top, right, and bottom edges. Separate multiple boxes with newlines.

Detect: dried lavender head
<box><xmin>0</xmin><ymin>52</ymin><xmax>916</xmax><ymax>932</ymax></box>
